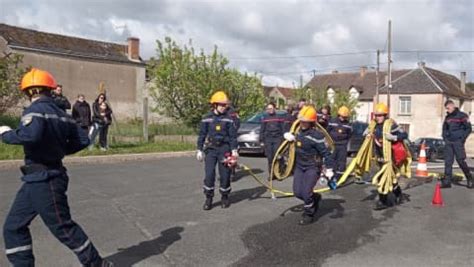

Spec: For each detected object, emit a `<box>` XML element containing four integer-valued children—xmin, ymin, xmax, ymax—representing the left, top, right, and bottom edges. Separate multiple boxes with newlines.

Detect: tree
<box><xmin>148</xmin><ymin>37</ymin><xmax>265</xmax><ymax>128</ymax></box>
<box><xmin>0</xmin><ymin>53</ymin><xmax>26</xmax><ymax>114</ymax></box>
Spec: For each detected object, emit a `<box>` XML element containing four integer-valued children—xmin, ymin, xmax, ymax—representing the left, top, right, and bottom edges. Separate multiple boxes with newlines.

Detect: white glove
<box><xmin>0</xmin><ymin>126</ymin><xmax>12</xmax><ymax>135</ymax></box>
<box><xmin>324</xmin><ymin>169</ymin><xmax>334</xmax><ymax>179</ymax></box>
<box><xmin>385</xmin><ymin>133</ymin><xmax>398</xmax><ymax>141</ymax></box>
<box><xmin>196</xmin><ymin>150</ymin><xmax>204</xmax><ymax>162</ymax></box>
<box><xmin>232</xmin><ymin>149</ymin><xmax>239</xmax><ymax>158</ymax></box>
<box><xmin>283</xmin><ymin>132</ymin><xmax>295</xmax><ymax>142</ymax></box>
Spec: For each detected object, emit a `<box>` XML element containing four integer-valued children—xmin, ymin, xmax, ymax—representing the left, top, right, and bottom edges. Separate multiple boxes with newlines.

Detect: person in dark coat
<box><xmin>441</xmin><ymin>100</ymin><xmax>473</xmax><ymax>189</ymax></box>
<box><xmin>51</xmin><ymin>84</ymin><xmax>71</xmax><ymax>111</ymax></box>
<box><xmin>72</xmin><ymin>94</ymin><xmax>91</xmax><ymax>131</ymax></box>
<box><xmin>89</xmin><ymin>93</ymin><xmax>113</xmax><ymax>151</ymax></box>
<box><xmin>317</xmin><ymin>105</ymin><xmax>331</xmax><ymax>129</ymax></box>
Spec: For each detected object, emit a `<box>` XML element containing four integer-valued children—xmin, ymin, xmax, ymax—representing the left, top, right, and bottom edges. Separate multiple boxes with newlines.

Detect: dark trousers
<box><xmin>203</xmin><ymin>145</ymin><xmax>232</xmax><ymax>197</ymax></box>
<box><xmin>264</xmin><ymin>139</ymin><xmax>282</xmax><ymax>177</ymax></box>
<box><xmin>444</xmin><ymin>141</ymin><xmax>472</xmax><ymax>182</ymax></box>
<box><xmin>293</xmin><ymin>166</ymin><xmax>320</xmax><ymax>216</ymax></box>
<box><xmin>332</xmin><ymin>144</ymin><xmax>348</xmax><ymax>180</ymax></box>
<box><xmin>99</xmin><ymin>125</ymin><xmax>109</xmax><ymax>148</ymax></box>
<box><xmin>3</xmin><ymin>173</ymin><xmax>100</xmax><ymax>266</ymax></box>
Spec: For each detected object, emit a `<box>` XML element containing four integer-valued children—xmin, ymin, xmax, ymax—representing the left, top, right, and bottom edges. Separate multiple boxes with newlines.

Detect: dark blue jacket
<box><xmin>259</xmin><ymin>113</ymin><xmax>285</xmax><ymax>142</ymax></box>
<box><xmin>228</xmin><ymin>108</ymin><xmax>241</xmax><ymax>131</ymax></box>
<box><xmin>197</xmin><ymin>111</ymin><xmax>237</xmax><ymax>151</ymax></box>
<box><xmin>1</xmin><ymin>96</ymin><xmax>89</xmax><ymax>181</ymax></box>
<box><xmin>374</xmin><ymin>122</ymin><xmax>408</xmax><ymax>143</ymax></box>
<box><xmin>295</xmin><ymin>128</ymin><xmax>334</xmax><ymax>169</ymax></box>
<box><xmin>442</xmin><ymin>108</ymin><xmax>472</xmax><ymax>143</ymax></box>
<box><xmin>327</xmin><ymin>117</ymin><xmax>353</xmax><ymax>145</ymax></box>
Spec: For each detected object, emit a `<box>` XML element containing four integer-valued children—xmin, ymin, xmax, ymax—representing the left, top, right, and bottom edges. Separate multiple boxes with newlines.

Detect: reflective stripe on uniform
<box><xmin>304</xmin><ymin>136</ymin><xmax>325</xmax><ymax>143</ymax></box>
<box><xmin>304</xmin><ymin>202</ymin><xmax>314</xmax><ymax>208</ymax></box>
<box><xmin>22</xmin><ymin>112</ymin><xmax>76</xmax><ymax>124</ymax></box>
<box><xmin>328</xmin><ymin>123</ymin><xmax>338</xmax><ymax>127</ymax></box>
<box><xmin>220</xmin><ymin>118</ymin><xmax>234</xmax><ymax>123</ymax></box>
<box><xmin>5</xmin><ymin>245</ymin><xmax>32</xmax><ymax>255</ymax></box>
<box><xmin>72</xmin><ymin>239</ymin><xmax>91</xmax><ymax>253</ymax></box>
<box><xmin>201</xmin><ymin>118</ymin><xmax>213</xmax><ymax>123</ymax></box>
<box><xmin>203</xmin><ymin>185</ymin><xmax>215</xmax><ymax>191</ymax></box>
<box><xmin>391</xmin><ymin>126</ymin><xmax>403</xmax><ymax>133</ymax></box>
<box><xmin>219</xmin><ymin>187</ymin><xmax>231</xmax><ymax>192</ymax></box>
<box><xmin>342</xmin><ymin>125</ymin><xmax>352</xmax><ymax>130</ymax></box>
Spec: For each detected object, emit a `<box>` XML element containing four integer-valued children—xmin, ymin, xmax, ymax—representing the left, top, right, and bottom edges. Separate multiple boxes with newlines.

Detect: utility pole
<box><xmin>312</xmin><ymin>69</ymin><xmax>316</xmax><ymax>77</ymax></box>
<box><xmin>387</xmin><ymin>20</ymin><xmax>392</xmax><ymax>110</ymax></box>
<box><xmin>376</xmin><ymin>49</ymin><xmax>380</xmax><ymax>104</ymax></box>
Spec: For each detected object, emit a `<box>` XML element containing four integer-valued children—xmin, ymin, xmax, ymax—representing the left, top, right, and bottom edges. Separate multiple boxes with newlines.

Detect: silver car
<box><xmin>237</xmin><ymin>111</ymin><xmax>288</xmax><ymax>155</ymax></box>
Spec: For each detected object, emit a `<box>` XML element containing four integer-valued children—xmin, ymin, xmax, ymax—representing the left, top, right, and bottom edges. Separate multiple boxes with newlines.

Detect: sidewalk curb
<box><xmin>0</xmin><ymin>150</ymin><xmax>195</xmax><ymax>170</ymax></box>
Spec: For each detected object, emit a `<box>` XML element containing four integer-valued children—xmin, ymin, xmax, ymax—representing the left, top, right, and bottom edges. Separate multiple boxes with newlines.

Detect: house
<box><xmin>263</xmin><ymin>85</ymin><xmax>295</xmax><ymax>109</ymax></box>
<box><xmin>306</xmin><ymin>63</ymin><xmax>473</xmax><ymax>143</ymax></box>
<box><xmin>0</xmin><ymin>23</ymin><xmax>146</xmax><ymax>119</ymax></box>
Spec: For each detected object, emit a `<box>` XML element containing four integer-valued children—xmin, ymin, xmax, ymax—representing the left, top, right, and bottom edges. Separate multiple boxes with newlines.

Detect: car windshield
<box><xmin>352</xmin><ymin>122</ymin><xmax>368</xmax><ymax>135</ymax></box>
<box><xmin>245</xmin><ymin>111</ymin><xmax>287</xmax><ymax>124</ymax></box>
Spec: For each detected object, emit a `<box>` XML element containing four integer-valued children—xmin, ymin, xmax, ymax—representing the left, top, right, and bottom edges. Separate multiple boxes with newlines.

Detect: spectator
<box><xmin>51</xmin><ymin>84</ymin><xmax>71</xmax><ymax>111</ymax></box>
<box><xmin>89</xmin><ymin>93</ymin><xmax>112</xmax><ymax>151</ymax></box>
<box><xmin>318</xmin><ymin>104</ymin><xmax>331</xmax><ymax>129</ymax></box>
<box><xmin>72</xmin><ymin>94</ymin><xmax>91</xmax><ymax>131</ymax></box>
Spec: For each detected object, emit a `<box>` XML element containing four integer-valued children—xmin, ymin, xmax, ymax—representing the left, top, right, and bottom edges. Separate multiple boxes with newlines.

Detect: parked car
<box><xmin>409</xmin><ymin>138</ymin><xmax>445</xmax><ymax>162</ymax></box>
<box><xmin>237</xmin><ymin>110</ymin><xmax>288</xmax><ymax>155</ymax></box>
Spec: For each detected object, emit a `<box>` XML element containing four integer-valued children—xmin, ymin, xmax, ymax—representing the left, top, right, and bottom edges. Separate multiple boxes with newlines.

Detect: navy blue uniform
<box><xmin>327</xmin><ymin>117</ymin><xmax>352</xmax><ymax>180</ymax></box>
<box><xmin>442</xmin><ymin>108</ymin><xmax>472</xmax><ymax>182</ymax></box>
<box><xmin>259</xmin><ymin>113</ymin><xmax>285</xmax><ymax>177</ymax></box>
<box><xmin>197</xmin><ymin>111</ymin><xmax>237</xmax><ymax>197</ymax></box>
<box><xmin>293</xmin><ymin>128</ymin><xmax>334</xmax><ymax>217</ymax></box>
<box><xmin>1</xmin><ymin>96</ymin><xmax>101</xmax><ymax>265</ymax></box>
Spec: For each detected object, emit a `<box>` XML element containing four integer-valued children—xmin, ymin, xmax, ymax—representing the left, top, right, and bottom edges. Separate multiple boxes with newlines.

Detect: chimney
<box><xmin>127</xmin><ymin>37</ymin><xmax>140</xmax><ymax>60</ymax></box>
<box><xmin>418</xmin><ymin>61</ymin><xmax>426</xmax><ymax>68</ymax></box>
<box><xmin>332</xmin><ymin>70</ymin><xmax>339</xmax><ymax>74</ymax></box>
<box><xmin>460</xmin><ymin>71</ymin><xmax>466</xmax><ymax>93</ymax></box>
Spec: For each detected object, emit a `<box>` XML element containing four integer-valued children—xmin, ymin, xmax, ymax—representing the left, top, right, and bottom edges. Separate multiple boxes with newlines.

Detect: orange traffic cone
<box><xmin>415</xmin><ymin>142</ymin><xmax>429</xmax><ymax>177</ymax></box>
<box><xmin>432</xmin><ymin>182</ymin><xmax>444</xmax><ymax>206</ymax></box>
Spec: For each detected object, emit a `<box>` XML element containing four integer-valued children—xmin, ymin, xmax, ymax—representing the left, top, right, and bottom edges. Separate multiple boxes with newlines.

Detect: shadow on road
<box><xmin>106</xmin><ymin>226</ymin><xmax>184</xmax><ymax>267</ymax></box>
<box><xmin>279</xmin><ymin>198</ymin><xmax>346</xmax><ymax>220</ymax></box>
<box><xmin>214</xmin><ymin>186</ymin><xmax>267</xmax><ymax>207</ymax></box>
<box><xmin>232</xmin><ymin>168</ymin><xmax>264</xmax><ymax>182</ymax></box>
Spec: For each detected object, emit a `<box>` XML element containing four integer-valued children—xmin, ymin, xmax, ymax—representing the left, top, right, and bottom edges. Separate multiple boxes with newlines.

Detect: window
<box><xmin>399</xmin><ymin>96</ymin><xmax>411</xmax><ymax>115</ymax></box>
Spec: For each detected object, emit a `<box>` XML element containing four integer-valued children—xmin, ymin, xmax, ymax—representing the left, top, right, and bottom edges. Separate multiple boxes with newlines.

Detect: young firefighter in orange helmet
<box><xmin>196</xmin><ymin>91</ymin><xmax>238</xmax><ymax>210</ymax></box>
<box><xmin>0</xmin><ymin>69</ymin><xmax>112</xmax><ymax>266</ymax></box>
<box><xmin>283</xmin><ymin>106</ymin><xmax>334</xmax><ymax>225</ymax></box>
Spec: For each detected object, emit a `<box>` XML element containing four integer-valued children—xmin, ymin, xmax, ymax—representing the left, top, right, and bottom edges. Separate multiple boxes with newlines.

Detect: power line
<box><xmin>229</xmin><ymin>50</ymin><xmax>474</xmax><ymax>61</ymax></box>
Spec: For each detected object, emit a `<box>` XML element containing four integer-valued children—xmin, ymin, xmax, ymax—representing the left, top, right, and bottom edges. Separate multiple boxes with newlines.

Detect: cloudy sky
<box><xmin>1</xmin><ymin>0</ymin><xmax>473</xmax><ymax>86</ymax></box>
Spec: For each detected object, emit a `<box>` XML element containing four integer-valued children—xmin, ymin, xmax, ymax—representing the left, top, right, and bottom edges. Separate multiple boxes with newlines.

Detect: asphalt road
<box><xmin>0</xmin><ymin>156</ymin><xmax>473</xmax><ymax>267</ymax></box>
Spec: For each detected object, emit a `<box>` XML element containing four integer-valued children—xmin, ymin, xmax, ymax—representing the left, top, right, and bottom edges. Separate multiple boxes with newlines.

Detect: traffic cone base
<box><xmin>432</xmin><ymin>182</ymin><xmax>444</xmax><ymax>206</ymax></box>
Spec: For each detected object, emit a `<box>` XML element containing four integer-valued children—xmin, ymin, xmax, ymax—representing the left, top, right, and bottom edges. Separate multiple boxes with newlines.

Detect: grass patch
<box><xmin>110</xmin><ymin>120</ymin><xmax>196</xmax><ymax>137</ymax></box>
<box><xmin>0</xmin><ymin>141</ymin><xmax>195</xmax><ymax>160</ymax></box>
<box><xmin>0</xmin><ymin>114</ymin><xmax>20</xmax><ymax>128</ymax></box>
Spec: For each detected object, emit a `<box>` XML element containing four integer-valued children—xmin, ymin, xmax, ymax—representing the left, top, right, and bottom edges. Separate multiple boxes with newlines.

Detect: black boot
<box><xmin>374</xmin><ymin>194</ymin><xmax>390</xmax><ymax>210</ymax></box>
<box><xmin>440</xmin><ymin>178</ymin><xmax>452</xmax><ymax>188</ymax></box>
<box><xmin>221</xmin><ymin>195</ymin><xmax>230</xmax><ymax>209</ymax></box>
<box><xmin>467</xmin><ymin>176</ymin><xmax>473</xmax><ymax>189</ymax></box>
<box><xmin>203</xmin><ymin>197</ymin><xmax>213</xmax><ymax>210</ymax></box>
<box><xmin>393</xmin><ymin>185</ymin><xmax>403</xmax><ymax>205</ymax></box>
<box><xmin>299</xmin><ymin>214</ymin><xmax>314</xmax><ymax>225</ymax></box>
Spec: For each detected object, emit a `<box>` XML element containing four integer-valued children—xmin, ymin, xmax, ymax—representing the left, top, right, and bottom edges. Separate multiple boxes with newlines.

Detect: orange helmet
<box><xmin>20</xmin><ymin>68</ymin><xmax>57</xmax><ymax>91</ymax></box>
<box><xmin>374</xmin><ymin>103</ymin><xmax>389</xmax><ymax>115</ymax></box>
<box><xmin>210</xmin><ymin>91</ymin><xmax>229</xmax><ymax>104</ymax></box>
<box><xmin>338</xmin><ymin>106</ymin><xmax>350</xmax><ymax>117</ymax></box>
<box><xmin>298</xmin><ymin>106</ymin><xmax>317</xmax><ymax>122</ymax></box>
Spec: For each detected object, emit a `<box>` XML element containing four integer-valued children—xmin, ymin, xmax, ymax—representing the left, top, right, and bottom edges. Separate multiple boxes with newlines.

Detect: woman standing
<box><xmin>90</xmin><ymin>93</ymin><xmax>112</xmax><ymax>151</ymax></box>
